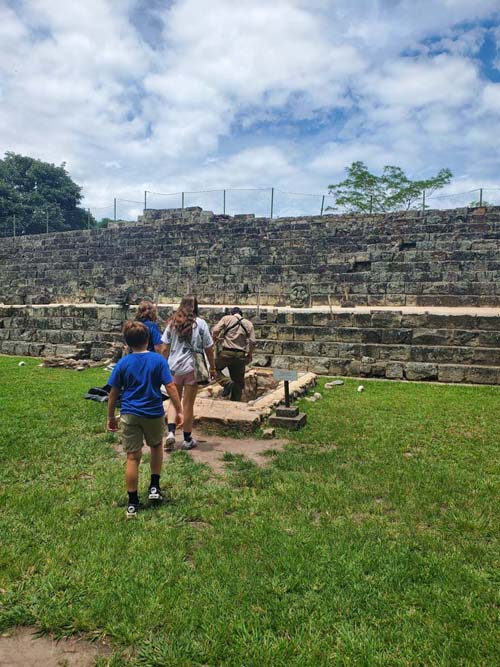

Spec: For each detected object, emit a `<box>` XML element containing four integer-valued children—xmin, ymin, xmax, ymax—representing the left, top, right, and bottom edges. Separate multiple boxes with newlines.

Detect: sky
<box><xmin>1</xmin><ymin>0</ymin><xmax>500</xmax><ymax>219</ymax></box>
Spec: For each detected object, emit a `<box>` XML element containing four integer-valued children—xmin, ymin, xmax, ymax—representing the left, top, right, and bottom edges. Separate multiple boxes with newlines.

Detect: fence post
<box><xmin>181</xmin><ymin>192</ymin><xmax>185</xmax><ymax>210</ymax></box>
<box><xmin>479</xmin><ymin>188</ymin><xmax>483</xmax><ymax>206</ymax></box>
<box><xmin>320</xmin><ymin>195</ymin><xmax>325</xmax><ymax>216</ymax></box>
<box><xmin>369</xmin><ymin>195</ymin><xmax>373</xmax><ymax>214</ymax></box>
<box><xmin>223</xmin><ymin>189</ymin><xmax>226</xmax><ymax>215</ymax></box>
<box><xmin>422</xmin><ymin>189</ymin><xmax>426</xmax><ymax>212</ymax></box>
<box><xmin>13</xmin><ymin>214</ymin><xmax>16</xmax><ymax>237</ymax></box>
<box><xmin>46</xmin><ymin>209</ymin><xmax>49</xmax><ymax>234</ymax></box>
<box><xmin>270</xmin><ymin>188</ymin><xmax>274</xmax><ymax>219</ymax></box>
<box><xmin>144</xmin><ymin>191</ymin><xmax>147</xmax><ymax>211</ymax></box>
<box><xmin>87</xmin><ymin>208</ymin><xmax>90</xmax><ymax>230</ymax></box>
<box><xmin>114</xmin><ymin>198</ymin><xmax>117</xmax><ymax>221</ymax></box>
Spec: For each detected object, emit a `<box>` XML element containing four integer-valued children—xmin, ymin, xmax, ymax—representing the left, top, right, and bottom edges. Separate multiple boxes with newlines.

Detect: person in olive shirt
<box><xmin>212</xmin><ymin>307</ymin><xmax>256</xmax><ymax>401</ymax></box>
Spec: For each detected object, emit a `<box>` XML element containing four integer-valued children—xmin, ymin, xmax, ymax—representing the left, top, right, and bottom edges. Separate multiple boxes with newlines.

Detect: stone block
<box><xmin>385</xmin><ymin>362</ymin><xmax>404</xmax><ymax>379</ymax></box>
<box><xmin>477</xmin><ymin>331</ymin><xmax>500</xmax><ymax>347</ymax></box>
<box><xmin>271</xmin><ymin>355</ymin><xmax>291</xmax><ymax>369</ymax></box>
<box><xmin>268</xmin><ymin>412</ymin><xmax>307</xmax><ymax>430</ymax></box>
<box><xmin>371</xmin><ymin>311</ymin><xmax>402</xmax><ymax>328</ymax></box>
<box><xmin>312</xmin><ymin>313</ymin><xmax>331</xmax><ymax>326</ymax></box>
<box><xmin>90</xmin><ymin>347</ymin><xmax>108</xmax><ymax>361</ymax></box>
<box><xmin>328</xmin><ymin>358</ymin><xmax>352</xmax><ymax>375</ymax></box>
<box><xmin>254</xmin><ymin>340</ymin><xmax>275</xmax><ymax>354</ymax></box>
<box><xmin>452</xmin><ymin>330</ymin><xmax>479</xmax><ymax>346</ymax></box>
<box><xmin>293</xmin><ymin>327</ymin><xmax>315</xmax><ymax>341</ymax></box>
<box><xmin>322</xmin><ymin>342</ymin><xmax>354</xmax><ymax>357</ymax></box>
<box><xmin>307</xmin><ymin>357</ymin><xmax>331</xmax><ymax>374</ymax></box>
<box><xmin>346</xmin><ymin>360</ymin><xmax>362</xmax><ymax>375</ymax></box>
<box><xmin>404</xmin><ymin>362</ymin><xmax>438</xmax><ymax>381</ymax></box>
<box><xmin>475</xmin><ymin>315</ymin><xmax>500</xmax><ymax>331</ymax></box>
<box><xmin>370</xmin><ymin>361</ymin><xmax>387</xmax><ymax>377</ymax></box>
<box><xmin>463</xmin><ymin>366</ymin><xmax>499</xmax><ymax>385</ymax></box>
<box><xmin>411</xmin><ymin>328</ymin><xmax>449</xmax><ymax>345</ymax></box>
<box><xmin>438</xmin><ymin>365</ymin><xmax>466</xmax><ymax>383</ymax></box>
<box><xmin>14</xmin><ymin>342</ymin><xmax>31</xmax><ymax>356</ymax></box>
<box><xmin>302</xmin><ymin>341</ymin><xmax>323</xmax><ymax>356</ymax></box>
<box><xmin>362</xmin><ymin>329</ymin><xmax>382</xmax><ymax>343</ymax></box>
<box><xmin>276</xmin><ymin>326</ymin><xmax>296</xmax><ymax>341</ymax></box>
<box><xmin>350</xmin><ymin>313</ymin><xmax>372</xmax><ymax>327</ymax></box>
<box><xmin>281</xmin><ymin>341</ymin><xmax>304</xmax><ymax>355</ymax></box>
<box><xmin>275</xmin><ymin>406</ymin><xmax>299</xmax><ymax>418</ymax></box>
<box><xmin>293</xmin><ymin>312</ymin><xmax>314</xmax><ymax>326</ymax></box>
<box><xmin>312</xmin><ymin>326</ymin><xmax>336</xmax><ymax>342</ymax></box>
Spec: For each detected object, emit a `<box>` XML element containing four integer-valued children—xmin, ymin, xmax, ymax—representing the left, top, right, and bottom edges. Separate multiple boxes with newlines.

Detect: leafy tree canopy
<box><xmin>327</xmin><ymin>161</ymin><xmax>452</xmax><ymax>213</ymax></box>
<box><xmin>0</xmin><ymin>152</ymin><xmax>95</xmax><ymax>236</ymax></box>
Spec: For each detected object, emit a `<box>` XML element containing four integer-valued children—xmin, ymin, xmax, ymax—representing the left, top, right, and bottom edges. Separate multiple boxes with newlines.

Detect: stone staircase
<box><xmin>1</xmin><ymin>304</ymin><xmax>499</xmax><ymax>385</ymax></box>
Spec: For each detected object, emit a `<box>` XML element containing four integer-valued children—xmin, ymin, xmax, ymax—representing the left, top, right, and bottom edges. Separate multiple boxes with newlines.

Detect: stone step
<box><xmin>255</xmin><ymin>325</ymin><xmax>500</xmax><ymax>344</ymax></box>
<box><xmin>267</xmin><ymin>354</ymin><xmax>500</xmax><ymax>385</ymax></box>
<box><xmin>268</xmin><ymin>341</ymin><xmax>500</xmax><ymax>365</ymax></box>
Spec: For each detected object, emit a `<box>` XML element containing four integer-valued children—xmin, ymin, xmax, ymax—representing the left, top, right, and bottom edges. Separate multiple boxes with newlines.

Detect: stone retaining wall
<box><xmin>1</xmin><ymin>304</ymin><xmax>499</xmax><ymax>385</ymax></box>
<box><xmin>0</xmin><ymin>206</ymin><xmax>499</xmax><ymax>307</ymax></box>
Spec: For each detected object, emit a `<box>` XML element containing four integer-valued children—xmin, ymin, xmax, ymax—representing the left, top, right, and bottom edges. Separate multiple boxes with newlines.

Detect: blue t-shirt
<box><xmin>139</xmin><ymin>319</ymin><xmax>163</xmax><ymax>352</ymax></box>
<box><xmin>108</xmin><ymin>352</ymin><xmax>173</xmax><ymax>417</ymax></box>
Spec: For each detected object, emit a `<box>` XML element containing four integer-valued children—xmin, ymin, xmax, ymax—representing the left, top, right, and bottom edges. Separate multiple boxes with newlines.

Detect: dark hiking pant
<box><xmin>215</xmin><ymin>350</ymin><xmax>247</xmax><ymax>401</ymax></box>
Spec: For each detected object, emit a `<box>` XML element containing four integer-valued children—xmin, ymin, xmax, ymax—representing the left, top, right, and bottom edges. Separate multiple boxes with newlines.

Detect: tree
<box><xmin>469</xmin><ymin>199</ymin><xmax>490</xmax><ymax>208</ymax></box>
<box><xmin>327</xmin><ymin>161</ymin><xmax>452</xmax><ymax>213</ymax></box>
<box><xmin>0</xmin><ymin>152</ymin><xmax>95</xmax><ymax>236</ymax></box>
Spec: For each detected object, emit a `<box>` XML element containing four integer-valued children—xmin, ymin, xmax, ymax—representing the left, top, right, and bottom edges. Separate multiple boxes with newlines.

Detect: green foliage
<box><xmin>97</xmin><ymin>217</ymin><xmax>113</xmax><ymax>229</ymax></box>
<box><xmin>0</xmin><ymin>152</ymin><xmax>95</xmax><ymax>236</ymax></box>
<box><xmin>328</xmin><ymin>161</ymin><xmax>453</xmax><ymax>213</ymax></box>
<box><xmin>469</xmin><ymin>200</ymin><xmax>490</xmax><ymax>208</ymax></box>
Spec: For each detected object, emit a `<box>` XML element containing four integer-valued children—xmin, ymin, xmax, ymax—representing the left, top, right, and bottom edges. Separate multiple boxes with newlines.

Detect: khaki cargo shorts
<box><xmin>120</xmin><ymin>413</ymin><xmax>165</xmax><ymax>453</ymax></box>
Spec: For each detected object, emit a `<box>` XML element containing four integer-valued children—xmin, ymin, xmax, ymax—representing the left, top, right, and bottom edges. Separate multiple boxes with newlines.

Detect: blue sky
<box><xmin>1</xmin><ymin>0</ymin><xmax>500</xmax><ymax>219</ymax></box>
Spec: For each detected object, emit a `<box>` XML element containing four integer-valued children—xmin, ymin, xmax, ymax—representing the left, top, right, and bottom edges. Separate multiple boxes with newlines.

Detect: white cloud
<box><xmin>362</xmin><ymin>55</ymin><xmax>479</xmax><ymax>108</ymax></box>
<box><xmin>481</xmin><ymin>83</ymin><xmax>500</xmax><ymax>113</ymax></box>
<box><xmin>1</xmin><ymin>0</ymin><xmax>500</xmax><ymax>219</ymax></box>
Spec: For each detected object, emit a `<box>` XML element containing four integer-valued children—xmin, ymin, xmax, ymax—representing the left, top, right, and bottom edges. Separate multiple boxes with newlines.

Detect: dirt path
<box><xmin>113</xmin><ymin>433</ymin><xmax>288</xmax><ymax>474</ymax></box>
<box><xmin>0</xmin><ymin>627</ymin><xmax>111</xmax><ymax>667</ymax></box>
<box><xmin>174</xmin><ymin>434</ymin><xmax>288</xmax><ymax>473</ymax></box>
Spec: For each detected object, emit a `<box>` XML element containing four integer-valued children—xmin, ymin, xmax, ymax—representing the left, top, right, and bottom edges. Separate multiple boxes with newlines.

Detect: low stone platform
<box><xmin>193</xmin><ymin>372</ymin><xmax>317</xmax><ymax>430</ymax></box>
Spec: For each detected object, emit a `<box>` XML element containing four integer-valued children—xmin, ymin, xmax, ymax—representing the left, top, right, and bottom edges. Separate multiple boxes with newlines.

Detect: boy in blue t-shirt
<box><xmin>107</xmin><ymin>320</ymin><xmax>183</xmax><ymax>518</ymax></box>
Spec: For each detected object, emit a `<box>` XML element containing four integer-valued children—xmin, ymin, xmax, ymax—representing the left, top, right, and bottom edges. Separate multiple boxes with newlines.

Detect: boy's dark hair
<box><xmin>230</xmin><ymin>307</ymin><xmax>243</xmax><ymax>316</ymax></box>
<box><xmin>123</xmin><ymin>320</ymin><xmax>149</xmax><ymax>348</ymax></box>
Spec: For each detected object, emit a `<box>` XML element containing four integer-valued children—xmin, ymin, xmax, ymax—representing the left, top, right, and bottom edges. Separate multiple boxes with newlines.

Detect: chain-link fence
<box><xmin>2</xmin><ymin>186</ymin><xmax>500</xmax><ymax>237</ymax></box>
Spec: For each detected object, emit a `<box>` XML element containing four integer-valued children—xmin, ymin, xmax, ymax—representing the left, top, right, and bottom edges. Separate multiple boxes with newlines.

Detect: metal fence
<box><xmin>90</xmin><ymin>185</ymin><xmax>500</xmax><ymax>223</ymax></box>
<box><xmin>3</xmin><ymin>186</ymin><xmax>500</xmax><ymax>237</ymax></box>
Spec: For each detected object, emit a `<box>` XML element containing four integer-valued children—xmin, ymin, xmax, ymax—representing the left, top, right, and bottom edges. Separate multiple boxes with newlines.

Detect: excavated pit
<box><xmin>193</xmin><ymin>368</ymin><xmax>317</xmax><ymax>431</ymax></box>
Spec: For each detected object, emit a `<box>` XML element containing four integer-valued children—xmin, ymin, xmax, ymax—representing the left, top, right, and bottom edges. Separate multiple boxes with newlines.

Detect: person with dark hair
<box><xmin>106</xmin><ymin>320</ymin><xmax>183</xmax><ymax>518</ymax></box>
<box><xmin>161</xmin><ymin>295</ymin><xmax>215</xmax><ymax>451</ymax></box>
<box><xmin>212</xmin><ymin>306</ymin><xmax>255</xmax><ymax>401</ymax></box>
<box><xmin>134</xmin><ymin>300</ymin><xmax>165</xmax><ymax>354</ymax></box>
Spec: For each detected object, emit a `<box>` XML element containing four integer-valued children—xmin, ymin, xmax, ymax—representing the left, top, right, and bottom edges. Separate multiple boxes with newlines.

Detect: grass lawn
<box><xmin>0</xmin><ymin>355</ymin><xmax>498</xmax><ymax>667</ymax></box>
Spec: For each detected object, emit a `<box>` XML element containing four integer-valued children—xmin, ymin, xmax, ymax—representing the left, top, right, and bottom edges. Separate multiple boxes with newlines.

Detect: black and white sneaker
<box><xmin>126</xmin><ymin>503</ymin><xmax>139</xmax><ymax>518</ymax></box>
<box><xmin>148</xmin><ymin>486</ymin><xmax>163</xmax><ymax>502</ymax></box>
<box><xmin>181</xmin><ymin>437</ymin><xmax>198</xmax><ymax>451</ymax></box>
<box><xmin>164</xmin><ymin>431</ymin><xmax>176</xmax><ymax>452</ymax></box>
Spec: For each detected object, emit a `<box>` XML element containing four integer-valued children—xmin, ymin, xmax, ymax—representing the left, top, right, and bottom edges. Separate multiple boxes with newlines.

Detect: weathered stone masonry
<box><xmin>1</xmin><ymin>304</ymin><xmax>500</xmax><ymax>385</ymax></box>
<box><xmin>1</xmin><ymin>206</ymin><xmax>499</xmax><ymax>307</ymax></box>
<box><xmin>1</xmin><ymin>206</ymin><xmax>499</xmax><ymax>384</ymax></box>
